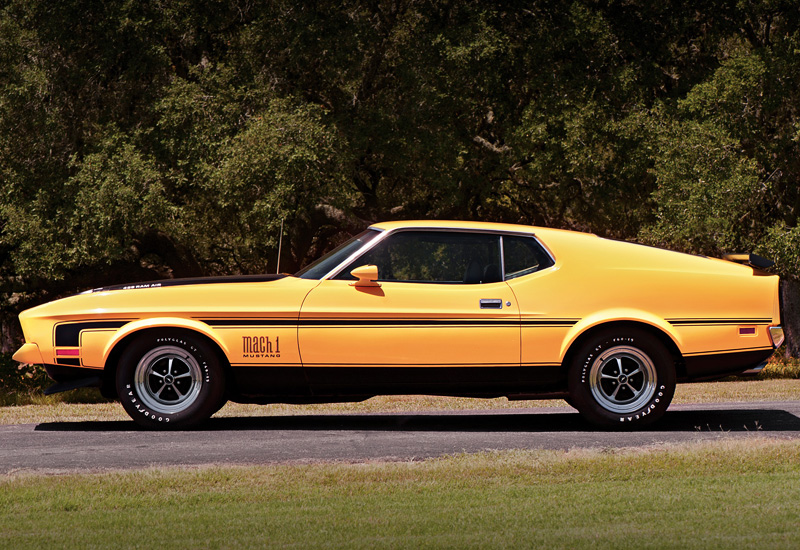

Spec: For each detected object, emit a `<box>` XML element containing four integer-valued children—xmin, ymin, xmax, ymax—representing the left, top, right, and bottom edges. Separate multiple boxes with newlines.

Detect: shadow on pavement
<box><xmin>34</xmin><ymin>406</ymin><xmax>800</xmax><ymax>433</ymax></box>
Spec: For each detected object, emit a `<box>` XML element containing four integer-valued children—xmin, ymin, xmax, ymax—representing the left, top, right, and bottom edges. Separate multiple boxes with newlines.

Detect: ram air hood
<box><xmin>88</xmin><ymin>274</ymin><xmax>288</xmax><ymax>293</ymax></box>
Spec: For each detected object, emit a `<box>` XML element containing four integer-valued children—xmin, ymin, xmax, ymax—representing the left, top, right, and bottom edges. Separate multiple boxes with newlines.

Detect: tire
<box><xmin>116</xmin><ymin>331</ymin><xmax>226</xmax><ymax>429</ymax></box>
<box><xmin>567</xmin><ymin>328</ymin><xmax>675</xmax><ymax>428</ymax></box>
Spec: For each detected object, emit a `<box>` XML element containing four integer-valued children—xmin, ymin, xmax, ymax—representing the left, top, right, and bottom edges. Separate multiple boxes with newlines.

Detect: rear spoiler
<box><xmin>722</xmin><ymin>253</ymin><xmax>775</xmax><ymax>269</ymax></box>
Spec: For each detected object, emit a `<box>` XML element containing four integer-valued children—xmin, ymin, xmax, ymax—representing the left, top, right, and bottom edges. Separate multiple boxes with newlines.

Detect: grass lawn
<box><xmin>1</xmin><ymin>439</ymin><xmax>799</xmax><ymax>549</ymax></box>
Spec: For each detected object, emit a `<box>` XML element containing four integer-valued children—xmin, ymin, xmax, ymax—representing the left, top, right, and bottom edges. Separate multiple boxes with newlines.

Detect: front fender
<box><xmin>101</xmin><ymin>317</ymin><xmax>229</xmax><ymax>366</ymax></box>
<box><xmin>559</xmin><ymin>309</ymin><xmax>683</xmax><ymax>360</ymax></box>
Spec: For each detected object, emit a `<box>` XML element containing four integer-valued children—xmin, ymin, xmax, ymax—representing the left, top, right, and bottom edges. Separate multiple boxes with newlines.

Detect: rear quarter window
<box><xmin>503</xmin><ymin>236</ymin><xmax>554</xmax><ymax>280</ymax></box>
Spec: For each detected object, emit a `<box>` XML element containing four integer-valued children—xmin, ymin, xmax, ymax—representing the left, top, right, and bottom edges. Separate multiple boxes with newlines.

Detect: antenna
<box><xmin>276</xmin><ymin>219</ymin><xmax>284</xmax><ymax>274</ymax></box>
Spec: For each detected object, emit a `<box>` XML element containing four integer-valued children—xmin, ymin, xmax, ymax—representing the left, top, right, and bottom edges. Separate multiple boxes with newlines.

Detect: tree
<box><xmin>1</xmin><ymin>0</ymin><xmax>799</xmax><ymax>356</ymax></box>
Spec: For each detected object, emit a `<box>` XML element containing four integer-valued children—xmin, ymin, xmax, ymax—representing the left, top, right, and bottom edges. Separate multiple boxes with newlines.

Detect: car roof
<box><xmin>368</xmin><ymin>220</ymin><xmax>582</xmax><ymax>238</ymax></box>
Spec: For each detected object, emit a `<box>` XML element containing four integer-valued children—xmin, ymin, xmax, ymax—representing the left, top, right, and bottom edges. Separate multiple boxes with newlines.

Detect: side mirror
<box><xmin>349</xmin><ymin>264</ymin><xmax>381</xmax><ymax>287</ymax></box>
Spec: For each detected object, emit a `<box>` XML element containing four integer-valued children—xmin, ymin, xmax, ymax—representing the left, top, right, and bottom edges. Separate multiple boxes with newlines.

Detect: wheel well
<box><xmin>562</xmin><ymin>321</ymin><xmax>686</xmax><ymax>379</ymax></box>
<box><xmin>101</xmin><ymin>327</ymin><xmax>233</xmax><ymax>399</ymax></box>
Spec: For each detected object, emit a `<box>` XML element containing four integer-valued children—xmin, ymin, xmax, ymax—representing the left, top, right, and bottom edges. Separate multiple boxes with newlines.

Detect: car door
<box><xmin>501</xmin><ymin>234</ymin><xmax>571</xmax><ymax>388</ymax></box>
<box><xmin>298</xmin><ymin>230</ymin><xmax>521</xmax><ymax>395</ymax></box>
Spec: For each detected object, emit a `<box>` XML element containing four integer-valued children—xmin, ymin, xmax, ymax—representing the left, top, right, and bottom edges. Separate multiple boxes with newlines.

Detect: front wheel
<box><xmin>568</xmin><ymin>328</ymin><xmax>675</xmax><ymax>428</ymax></box>
<box><xmin>116</xmin><ymin>331</ymin><xmax>226</xmax><ymax>429</ymax></box>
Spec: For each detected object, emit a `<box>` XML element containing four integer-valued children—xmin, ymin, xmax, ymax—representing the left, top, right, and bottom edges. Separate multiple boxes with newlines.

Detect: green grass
<box><xmin>2</xmin><ymin>439</ymin><xmax>799</xmax><ymax>549</ymax></box>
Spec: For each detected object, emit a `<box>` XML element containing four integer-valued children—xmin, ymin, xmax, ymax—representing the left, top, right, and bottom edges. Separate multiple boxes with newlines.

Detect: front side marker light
<box><xmin>769</xmin><ymin>326</ymin><xmax>785</xmax><ymax>348</ymax></box>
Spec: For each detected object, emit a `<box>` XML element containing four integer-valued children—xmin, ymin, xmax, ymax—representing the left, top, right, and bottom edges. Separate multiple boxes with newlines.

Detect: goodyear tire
<box><xmin>116</xmin><ymin>331</ymin><xmax>226</xmax><ymax>429</ymax></box>
<box><xmin>568</xmin><ymin>328</ymin><xmax>675</xmax><ymax>428</ymax></box>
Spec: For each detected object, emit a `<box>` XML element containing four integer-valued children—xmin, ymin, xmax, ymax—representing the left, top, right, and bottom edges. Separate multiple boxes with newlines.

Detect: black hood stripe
<box><xmin>92</xmin><ymin>274</ymin><xmax>288</xmax><ymax>292</ymax></box>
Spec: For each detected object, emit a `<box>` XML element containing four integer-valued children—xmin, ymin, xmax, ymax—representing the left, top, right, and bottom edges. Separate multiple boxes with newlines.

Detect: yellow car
<box><xmin>13</xmin><ymin>220</ymin><xmax>783</xmax><ymax>429</ymax></box>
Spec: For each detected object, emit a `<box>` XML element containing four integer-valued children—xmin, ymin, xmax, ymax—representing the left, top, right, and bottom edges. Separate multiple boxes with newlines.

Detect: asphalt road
<box><xmin>2</xmin><ymin>401</ymin><xmax>799</xmax><ymax>474</ymax></box>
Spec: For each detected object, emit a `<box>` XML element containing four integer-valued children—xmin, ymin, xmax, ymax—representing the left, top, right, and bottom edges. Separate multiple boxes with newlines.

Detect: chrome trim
<box><xmin>323</xmin><ymin>225</ymin><xmax>517</xmax><ymax>280</ymax></box>
<box><xmin>741</xmin><ymin>361</ymin><xmax>769</xmax><ymax>376</ymax></box>
<box><xmin>499</xmin><ymin>235</ymin><xmax>506</xmax><ymax>280</ymax></box>
<box><xmin>135</xmin><ymin>346</ymin><xmax>203</xmax><ymax>414</ymax></box>
<box><xmin>531</xmin><ymin>235</ymin><xmax>557</xmax><ymax>272</ymax></box>
<box><xmin>769</xmin><ymin>326</ymin><xmax>785</xmax><ymax>348</ymax></box>
<box><xmin>322</xmin><ymin>224</ymin><xmax>557</xmax><ymax>282</ymax></box>
<box><xmin>589</xmin><ymin>345</ymin><xmax>657</xmax><ymax>414</ymax></box>
<box><xmin>501</xmin><ymin>234</ymin><xmax>557</xmax><ymax>281</ymax></box>
<box><xmin>370</xmin><ymin>225</ymin><xmax>538</xmax><ymax>237</ymax></box>
<box><xmin>320</xmin><ymin>228</ymin><xmax>388</xmax><ymax>281</ymax></box>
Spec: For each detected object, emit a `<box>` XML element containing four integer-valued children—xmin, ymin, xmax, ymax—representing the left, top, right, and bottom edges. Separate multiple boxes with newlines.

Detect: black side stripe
<box><xmin>683</xmin><ymin>346</ymin><xmax>774</xmax><ymax>355</ymax></box>
<box><xmin>299</xmin><ymin>319</ymin><xmax>518</xmax><ymax>327</ymax></box>
<box><xmin>201</xmin><ymin>319</ymin><xmax>298</xmax><ymax>326</ymax></box>
<box><xmin>202</xmin><ymin>318</ymin><xmax>579</xmax><ymax>328</ymax></box>
<box><xmin>521</xmin><ymin>320</ymin><xmax>579</xmax><ymax>326</ymax></box>
<box><xmin>54</xmin><ymin>321</ymin><xmax>130</xmax><ymax>347</ymax></box>
<box><xmin>667</xmin><ymin>318</ymin><xmax>772</xmax><ymax>326</ymax></box>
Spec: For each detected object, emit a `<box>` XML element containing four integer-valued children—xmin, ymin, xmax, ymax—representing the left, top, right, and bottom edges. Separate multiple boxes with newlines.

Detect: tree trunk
<box><xmin>780</xmin><ymin>278</ymin><xmax>800</xmax><ymax>358</ymax></box>
<box><xmin>0</xmin><ymin>312</ymin><xmax>23</xmax><ymax>355</ymax></box>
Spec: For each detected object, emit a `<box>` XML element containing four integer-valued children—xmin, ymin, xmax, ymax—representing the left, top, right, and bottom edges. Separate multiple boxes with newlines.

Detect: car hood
<box><xmin>19</xmin><ymin>275</ymin><xmax>318</xmax><ymax>323</ymax></box>
<box><xmin>88</xmin><ymin>273</ymin><xmax>288</xmax><ymax>292</ymax></box>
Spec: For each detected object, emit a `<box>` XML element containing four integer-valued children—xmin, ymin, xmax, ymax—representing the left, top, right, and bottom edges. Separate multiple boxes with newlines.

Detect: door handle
<box><xmin>479</xmin><ymin>299</ymin><xmax>503</xmax><ymax>309</ymax></box>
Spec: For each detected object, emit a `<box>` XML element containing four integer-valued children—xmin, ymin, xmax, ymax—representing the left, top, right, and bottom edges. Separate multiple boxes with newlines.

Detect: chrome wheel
<box><xmin>589</xmin><ymin>345</ymin><xmax>657</xmax><ymax>414</ymax></box>
<box><xmin>134</xmin><ymin>345</ymin><xmax>203</xmax><ymax>414</ymax></box>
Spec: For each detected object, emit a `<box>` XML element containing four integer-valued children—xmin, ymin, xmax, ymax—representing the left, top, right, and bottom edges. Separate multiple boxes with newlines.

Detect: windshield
<box><xmin>295</xmin><ymin>229</ymin><xmax>382</xmax><ymax>279</ymax></box>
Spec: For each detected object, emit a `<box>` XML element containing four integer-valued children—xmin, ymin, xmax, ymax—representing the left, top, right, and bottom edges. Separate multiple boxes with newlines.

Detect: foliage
<box><xmin>1</xmin><ymin>0</ymin><xmax>799</xmax><ymax>352</ymax></box>
<box><xmin>759</xmin><ymin>351</ymin><xmax>800</xmax><ymax>380</ymax></box>
<box><xmin>0</xmin><ymin>352</ymin><xmax>113</xmax><ymax>406</ymax></box>
<box><xmin>192</xmin><ymin>98</ymin><xmax>350</xmax><ymax>272</ymax></box>
<box><xmin>0</xmin><ymin>353</ymin><xmax>49</xmax><ymax>400</ymax></box>
<box><xmin>640</xmin><ymin>116</ymin><xmax>769</xmax><ymax>255</ymax></box>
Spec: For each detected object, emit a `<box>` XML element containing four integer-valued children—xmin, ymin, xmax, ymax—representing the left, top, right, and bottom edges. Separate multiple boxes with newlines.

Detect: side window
<box><xmin>335</xmin><ymin>231</ymin><xmax>502</xmax><ymax>284</ymax></box>
<box><xmin>503</xmin><ymin>236</ymin><xmax>554</xmax><ymax>280</ymax></box>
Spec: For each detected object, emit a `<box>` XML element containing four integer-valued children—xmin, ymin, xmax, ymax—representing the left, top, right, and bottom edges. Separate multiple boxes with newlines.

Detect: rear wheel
<box><xmin>568</xmin><ymin>328</ymin><xmax>675</xmax><ymax>427</ymax></box>
<box><xmin>116</xmin><ymin>331</ymin><xmax>226</xmax><ymax>429</ymax></box>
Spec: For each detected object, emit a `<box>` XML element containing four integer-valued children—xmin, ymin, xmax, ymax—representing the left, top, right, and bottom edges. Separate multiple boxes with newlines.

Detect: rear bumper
<box><xmin>683</xmin><ymin>348</ymin><xmax>776</xmax><ymax>381</ymax></box>
<box><xmin>768</xmin><ymin>325</ymin><xmax>785</xmax><ymax>348</ymax></box>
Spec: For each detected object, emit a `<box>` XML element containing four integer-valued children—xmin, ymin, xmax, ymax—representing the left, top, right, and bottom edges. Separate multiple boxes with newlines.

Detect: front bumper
<box><xmin>12</xmin><ymin>343</ymin><xmax>44</xmax><ymax>365</ymax></box>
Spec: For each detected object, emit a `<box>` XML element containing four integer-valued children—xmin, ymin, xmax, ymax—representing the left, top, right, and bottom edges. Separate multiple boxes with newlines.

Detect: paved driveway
<box><xmin>1</xmin><ymin>401</ymin><xmax>798</xmax><ymax>473</ymax></box>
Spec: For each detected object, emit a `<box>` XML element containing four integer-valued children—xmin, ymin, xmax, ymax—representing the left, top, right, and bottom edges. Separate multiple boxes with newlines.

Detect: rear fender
<box><xmin>560</xmin><ymin>309</ymin><xmax>683</xmax><ymax>360</ymax></box>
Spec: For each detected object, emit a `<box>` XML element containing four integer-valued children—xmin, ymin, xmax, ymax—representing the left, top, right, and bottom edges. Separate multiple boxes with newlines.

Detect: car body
<box><xmin>13</xmin><ymin>220</ymin><xmax>784</xmax><ymax>428</ymax></box>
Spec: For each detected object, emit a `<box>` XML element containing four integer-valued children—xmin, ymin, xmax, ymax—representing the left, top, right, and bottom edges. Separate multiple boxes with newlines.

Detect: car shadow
<box><xmin>34</xmin><ymin>406</ymin><xmax>800</xmax><ymax>433</ymax></box>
